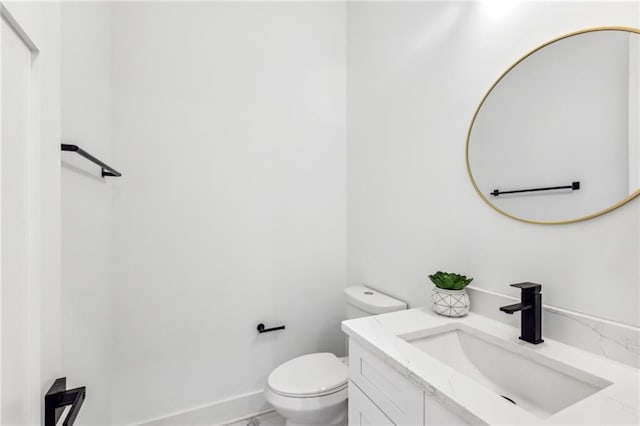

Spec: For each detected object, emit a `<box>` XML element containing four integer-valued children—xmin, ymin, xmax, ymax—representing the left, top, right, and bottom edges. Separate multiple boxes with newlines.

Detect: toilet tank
<box><xmin>344</xmin><ymin>285</ymin><xmax>407</xmax><ymax>320</ymax></box>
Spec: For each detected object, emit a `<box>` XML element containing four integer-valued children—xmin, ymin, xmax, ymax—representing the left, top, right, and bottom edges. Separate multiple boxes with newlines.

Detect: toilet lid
<box><xmin>268</xmin><ymin>353</ymin><xmax>348</xmax><ymax>397</ymax></box>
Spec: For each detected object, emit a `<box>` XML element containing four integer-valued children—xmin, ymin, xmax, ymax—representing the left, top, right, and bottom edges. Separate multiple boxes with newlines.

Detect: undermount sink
<box><xmin>403</xmin><ymin>324</ymin><xmax>613</xmax><ymax>419</ymax></box>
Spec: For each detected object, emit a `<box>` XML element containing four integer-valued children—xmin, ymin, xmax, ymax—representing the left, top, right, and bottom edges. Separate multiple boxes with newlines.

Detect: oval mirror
<box><xmin>467</xmin><ymin>27</ymin><xmax>640</xmax><ymax>224</ymax></box>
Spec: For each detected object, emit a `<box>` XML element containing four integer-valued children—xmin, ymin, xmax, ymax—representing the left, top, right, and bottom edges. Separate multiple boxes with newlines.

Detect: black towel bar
<box><xmin>61</xmin><ymin>143</ymin><xmax>121</xmax><ymax>177</ymax></box>
<box><xmin>491</xmin><ymin>181</ymin><xmax>579</xmax><ymax>197</ymax></box>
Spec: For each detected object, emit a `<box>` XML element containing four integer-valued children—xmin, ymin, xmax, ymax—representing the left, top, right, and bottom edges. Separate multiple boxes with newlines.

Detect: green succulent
<box><xmin>428</xmin><ymin>271</ymin><xmax>473</xmax><ymax>291</ymax></box>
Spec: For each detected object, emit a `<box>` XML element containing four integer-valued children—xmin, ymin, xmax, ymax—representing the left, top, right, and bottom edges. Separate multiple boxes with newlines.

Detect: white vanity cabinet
<box><xmin>344</xmin><ymin>309</ymin><xmax>640</xmax><ymax>426</ymax></box>
<box><xmin>348</xmin><ymin>339</ymin><xmax>468</xmax><ymax>426</ymax></box>
<box><xmin>349</xmin><ymin>381</ymin><xmax>395</xmax><ymax>426</ymax></box>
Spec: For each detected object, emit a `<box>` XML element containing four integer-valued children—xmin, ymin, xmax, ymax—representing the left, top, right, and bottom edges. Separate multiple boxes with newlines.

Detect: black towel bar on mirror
<box><xmin>44</xmin><ymin>377</ymin><xmax>86</xmax><ymax>426</ymax></box>
<box><xmin>491</xmin><ymin>181</ymin><xmax>579</xmax><ymax>197</ymax></box>
<box><xmin>61</xmin><ymin>143</ymin><xmax>122</xmax><ymax>177</ymax></box>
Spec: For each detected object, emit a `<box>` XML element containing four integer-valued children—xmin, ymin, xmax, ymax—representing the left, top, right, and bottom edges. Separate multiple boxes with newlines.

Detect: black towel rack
<box><xmin>61</xmin><ymin>144</ymin><xmax>121</xmax><ymax>177</ymax></box>
<box><xmin>44</xmin><ymin>377</ymin><xmax>86</xmax><ymax>426</ymax></box>
<box><xmin>491</xmin><ymin>181</ymin><xmax>580</xmax><ymax>197</ymax></box>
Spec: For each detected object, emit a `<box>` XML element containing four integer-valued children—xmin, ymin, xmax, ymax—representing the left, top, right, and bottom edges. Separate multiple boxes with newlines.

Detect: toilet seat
<box><xmin>267</xmin><ymin>353</ymin><xmax>348</xmax><ymax>398</ymax></box>
<box><xmin>264</xmin><ymin>385</ymin><xmax>348</xmax><ymax>426</ymax></box>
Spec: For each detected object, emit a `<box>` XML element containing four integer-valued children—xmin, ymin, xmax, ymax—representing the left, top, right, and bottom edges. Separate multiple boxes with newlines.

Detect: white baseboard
<box><xmin>138</xmin><ymin>389</ymin><xmax>272</xmax><ymax>426</ymax></box>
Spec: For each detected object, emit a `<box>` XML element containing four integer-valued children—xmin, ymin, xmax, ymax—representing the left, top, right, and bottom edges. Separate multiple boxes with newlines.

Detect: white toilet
<box><xmin>265</xmin><ymin>286</ymin><xmax>407</xmax><ymax>426</ymax></box>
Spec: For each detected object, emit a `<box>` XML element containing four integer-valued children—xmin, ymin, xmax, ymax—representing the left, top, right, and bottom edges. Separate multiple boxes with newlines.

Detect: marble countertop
<box><xmin>342</xmin><ymin>308</ymin><xmax>639</xmax><ymax>425</ymax></box>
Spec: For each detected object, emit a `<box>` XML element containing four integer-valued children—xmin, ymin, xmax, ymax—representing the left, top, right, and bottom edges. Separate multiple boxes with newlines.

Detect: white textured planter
<box><xmin>431</xmin><ymin>287</ymin><xmax>470</xmax><ymax>317</ymax></box>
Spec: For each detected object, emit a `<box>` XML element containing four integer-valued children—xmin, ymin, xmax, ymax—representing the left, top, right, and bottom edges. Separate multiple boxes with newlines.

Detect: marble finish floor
<box><xmin>225</xmin><ymin>411</ymin><xmax>285</xmax><ymax>426</ymax></box>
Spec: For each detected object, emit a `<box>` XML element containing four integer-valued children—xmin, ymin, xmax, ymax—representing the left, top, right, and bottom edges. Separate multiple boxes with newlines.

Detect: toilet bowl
<box><xmin>265</xmin><ymin>353</ymin><xmax>348</xmax><ymax>426</ymax></box>
<box><xmin>264</xmin><ymin>286</ymin><xmax>407</xmax><ymax>426</ymax></box>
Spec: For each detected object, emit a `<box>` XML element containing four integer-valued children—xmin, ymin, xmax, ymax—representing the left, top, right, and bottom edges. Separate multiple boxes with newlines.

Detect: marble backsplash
<box><xmin>466</xmin><ymin>286</ymin><xmax>640</xmax><ymax>368</ymax></box>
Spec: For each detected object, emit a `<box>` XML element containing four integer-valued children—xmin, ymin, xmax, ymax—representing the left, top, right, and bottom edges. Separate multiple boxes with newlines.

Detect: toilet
<box><xmin>265</xmin><ymin>286</ymin><xmax>407</xmax><ymax>426</ymax></box>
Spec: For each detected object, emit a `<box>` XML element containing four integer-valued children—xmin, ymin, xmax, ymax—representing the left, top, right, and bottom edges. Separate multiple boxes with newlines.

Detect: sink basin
<box><xmin>403</xmin><ymin>325</ymin><xmax>612</xmax><ymax>419</ymax></box>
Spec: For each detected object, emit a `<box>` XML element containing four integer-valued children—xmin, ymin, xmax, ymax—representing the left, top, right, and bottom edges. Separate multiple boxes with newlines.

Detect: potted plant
<box><xmin>428</xmin><ymin>271</ymin><xmax>473</xmax><ymax>317</ymax></box>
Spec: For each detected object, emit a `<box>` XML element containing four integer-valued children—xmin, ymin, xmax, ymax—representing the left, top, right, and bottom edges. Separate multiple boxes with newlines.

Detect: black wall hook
<box><xmin>257</xmin><ymin>323</ymin><xmax>285</xmax><ymax>333</ymax></box>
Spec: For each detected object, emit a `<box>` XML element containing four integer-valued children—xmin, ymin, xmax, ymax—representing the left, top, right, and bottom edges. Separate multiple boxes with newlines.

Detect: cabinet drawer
<box><xmin>349</xmin><ymin>380</ymin><xmax>395</xmax><ymax>426</ymax></box>
<box><xmin>349</xmin><ymin>339</ymin><xmax>424</xmax><ymax>425</ymax></box>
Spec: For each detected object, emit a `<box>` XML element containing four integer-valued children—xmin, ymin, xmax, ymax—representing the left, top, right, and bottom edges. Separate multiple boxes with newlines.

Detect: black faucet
<box><xmin>500</xmin><ymin>282</ymin><xmax>544</xmax><ymax>344</ymax></box>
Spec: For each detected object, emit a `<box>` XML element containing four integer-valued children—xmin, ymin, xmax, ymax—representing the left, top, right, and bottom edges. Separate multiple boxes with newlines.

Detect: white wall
<box><xmin>60</xmin><ymin>2</ymin><xmax>113</xmax><ymax>425</ymax></box>
<box><xmin>347</xmin><ymin>1</ymin><xmax>640</xmax><ymax>328</ymax></box>
<box><xmin>110</xmin><ymin>2</ymin><xmax>346</xmax><ymax>424</ymax></box>
<box><xmin>1</xmin><ymin>1</ymin><xmax>61</xmax><ymax>422</ymax></box>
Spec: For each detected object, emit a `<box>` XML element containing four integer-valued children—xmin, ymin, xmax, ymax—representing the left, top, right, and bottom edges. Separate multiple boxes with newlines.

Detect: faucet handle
<box><xmin>510</xmin><ymin>282</ymin><xmax>541</xmax><ymax>294</ymax></box>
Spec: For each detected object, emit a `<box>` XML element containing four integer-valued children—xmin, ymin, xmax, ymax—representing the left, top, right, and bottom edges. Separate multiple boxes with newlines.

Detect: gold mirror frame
<box><xmin>466</xmin><ymin>27</ymin><xmax>640</xmax><ymax>225</ymax></box>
